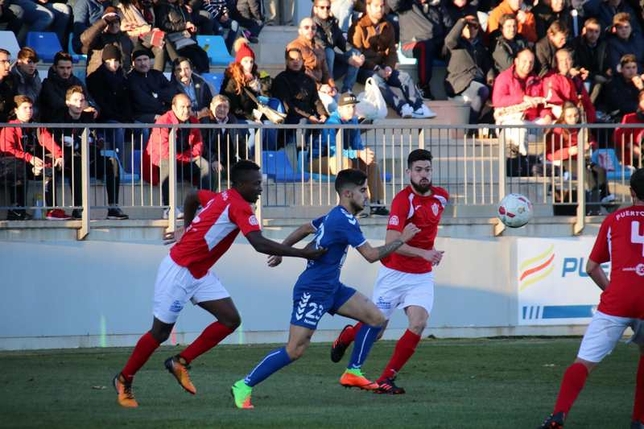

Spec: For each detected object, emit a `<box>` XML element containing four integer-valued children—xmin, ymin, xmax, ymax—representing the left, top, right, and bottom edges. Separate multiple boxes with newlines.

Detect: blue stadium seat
<box><xmin>297</xmin><ymin>150</ymin><xmax>333</xmax><ymax>182</ymax></box>
<box><xmin>201</xmin><ymin>72</ymin><xmax>224</xmax><ymax>94</ymax></box>
<box><xmin>25</xmin><ymin>32</ymin><xmax>62</xmax><ymax>63</ymax></box>
<box><xmin>101</xmin><ymin>150</ymin><xmax>140</xmax><ymax>184</ymax></box>
<box><xmin>590</xmin><ymin>148</ymin><xmax>635</xmax><ymax>180</ymax></box>
<box><xmin>196</xmin><ymin>35</ymin><xmax>234</xmax><ymax>66</ymax></box>
<box><xmin>0</xmin><ymin>31</ymin><xmax>20</xmax><ymax>60</ymax></box>
<box><xmin>262</xmin><ymin>150</ymin><xmax>309</xmax><ymax>183</ymax></box>
<box><xmin>68</xmin><ymin>32</ymin><xmax>87</xmax><ymax>63</ymax></box>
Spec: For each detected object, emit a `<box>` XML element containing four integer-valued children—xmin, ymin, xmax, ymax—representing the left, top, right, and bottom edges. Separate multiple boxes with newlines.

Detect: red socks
<box><xmin>553</xmin><ymin>362</ymin><xmax>589</xmax><ymax>415</ymax></box>
<box><xmin>340</xmin><ymin>322</ymin><xmax>361</xmax><ymax>345</ymax></box>
<box><xmin>180</xmin><ymin>321</ymin><xmax>235</xmax><ymax>363</ymax></box>
<box><xmin>378</xmin><ymin>329</ymin><xmax>421</xmax><ymax>382</ymax></box>
<box><xmin>121</xmin><ymin>332</ymin><xmax>161</xmax><ymax>381</ymax></box>
<box><xmin>634</xmin><ymin>355</ymin><xmax>644</xmax><ymax>423</ymax></box>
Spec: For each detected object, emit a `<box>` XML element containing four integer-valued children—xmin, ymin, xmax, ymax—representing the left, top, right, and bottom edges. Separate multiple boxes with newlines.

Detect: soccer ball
<box><xmin>497</xmin><ymin>193</ymin><xmax>533</xmax><ymax>228</ymax></box>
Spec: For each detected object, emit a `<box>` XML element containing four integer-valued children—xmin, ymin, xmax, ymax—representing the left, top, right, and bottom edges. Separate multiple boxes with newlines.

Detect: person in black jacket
<box><xmin>0</xmin><ymin>48</ymin><xmax>18</xmax><ymax>123</ymax></box>
<box><xmin>572</xmin><ymin>17</ymin><xmax>609</xmax><ymax>103</ymax></box>
<box><xmin>201</xmin><ymin>94</ymin><xmax>248</xmax><ymax>173</ymax></box>
<box><xmin>444</xmin><ymin>15</ymin><xmax>494</xmax><ymax>124</ymax></box>
<box><xmin>491</xmin><ymin>13</ymin><xmax>530</xmax><ymax>74</ymax></box>
<box><xmin>170</xmin><ymin>57</ymin><xmax>213</xmax><ymax>120</ymax></box>
<box><xmin>534</xmin><ymin>19</ymin><xmax>569</xmax><ymax>77</ymax></box>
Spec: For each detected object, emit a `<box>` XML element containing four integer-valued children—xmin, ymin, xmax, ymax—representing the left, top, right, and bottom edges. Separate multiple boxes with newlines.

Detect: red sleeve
<box><xmin>197</xmin><ymin>189</ymin><xmax>218</xmax><ymax>206</ymax></box>
<box><xmin>0</xmin><ymin>127</ymin><xmax>28</xmax><ymax>161</ymax></box>
<box><xmin>229</xmin><ymin>198</ymin><xmax>262</xmax><ymax>236</ymax></box>
<box><xmin>386</xmin><ymin>191</ymin><xmax>410</xmax><ymax>233</ymax></box>
<box><xmin>38</xmin><ymin>128</ymin><xmax>63</xmax><ymax>159</ymax></box>
<box><xmin>588</xmin><ymin>215</ymin><xmax>612</xmax><ymax>264</ymax></box>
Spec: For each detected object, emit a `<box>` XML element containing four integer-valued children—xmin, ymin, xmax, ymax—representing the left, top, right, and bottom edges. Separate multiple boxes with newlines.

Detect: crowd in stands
<box><xmin>1</xmin><ymin>0</ymin><xmax>644</xmax><ymax>221</ymax></box>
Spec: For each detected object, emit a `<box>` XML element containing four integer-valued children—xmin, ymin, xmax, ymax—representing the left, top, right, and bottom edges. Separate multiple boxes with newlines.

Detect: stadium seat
<box><xmin>25</xmin><ymin>32</ymin><xmax>62</xmax><ymax>63</ymax></box>
<box><xmin>0</xmin><ymin>31</ymin><xmax>21</xmax><ymax>60</ymax></box>
<box><xmin>590</xmin><ymin>148</ymin><xmax>635</xmax><ymax>180</ymax></box>
<box><xmin>297</xmin><ymin>150</ymin><xmax>333</xmax><ymax>182</ymax></box>
<box><xmin>196</xmin><ymin>35</ymin><xmax>234</xmax><ymax>66</ymax></box>
<box><xmin>201</xmin><ymin>72</ymin><xmax>224</xmax><ymax>94</ymax></box>
<box><xmin>101</xmin><ymin>150</ymin><xmax>140</xmax><ymax>184</ymax></box>
<box><xmin>262</xmin><ymin>150</ymin><xmax>309</xmax><ymax>183</ymax></box>
<box><xmin>68</xmin><ymin>32</ymin><xmax>87</xmax><ymax>63</ymax></box>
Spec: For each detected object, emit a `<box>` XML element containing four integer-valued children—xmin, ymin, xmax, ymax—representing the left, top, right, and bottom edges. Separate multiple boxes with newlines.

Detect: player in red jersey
<box><xmin>113</xmin><ymin>160</ymin><xmax>325</xmax><ymax>408</ymax></box>
<box><xmin>330</xmin><ymin>149</ymin><xmax>447</xmax><ymax>393</ymax></box>
<box><xmin>539</xmin><ymin>167</ymin><xmax>644</xmax><ymax>429</ymax></box>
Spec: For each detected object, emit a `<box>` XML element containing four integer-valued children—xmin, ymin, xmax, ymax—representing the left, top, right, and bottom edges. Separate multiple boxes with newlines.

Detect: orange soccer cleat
<box><xmin>165</xmin><ymin>355</ymin><xmax>197</xmax><ymax>395</ymax></box>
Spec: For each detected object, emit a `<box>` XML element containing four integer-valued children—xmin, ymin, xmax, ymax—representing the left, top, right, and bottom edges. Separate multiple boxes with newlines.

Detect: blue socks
<box><xmin>244</xmin><ymin>346</ymin><xmax>292</xmax><ymax>387</ymax></box>
<box><xmin>347</xmin><ymin>324</ymin><xmax>381</xmax><ymax>370</ymax></box>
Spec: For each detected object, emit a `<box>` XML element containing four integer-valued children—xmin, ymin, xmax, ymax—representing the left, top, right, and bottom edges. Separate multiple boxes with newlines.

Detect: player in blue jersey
<box><xmin>230</xmin><ymin>168</ymin><xmax>420</xmax><ymax>409</ymax></box>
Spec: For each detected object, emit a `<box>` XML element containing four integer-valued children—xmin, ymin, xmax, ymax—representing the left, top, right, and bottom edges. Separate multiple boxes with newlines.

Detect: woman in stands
<box><xmin>117</xmin><ymin>0</ymin><xmax>167</xmax><ymax>72</ymax></box>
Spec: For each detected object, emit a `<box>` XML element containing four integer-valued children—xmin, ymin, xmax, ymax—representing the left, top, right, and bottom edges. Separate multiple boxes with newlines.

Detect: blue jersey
<box><xmin>294</xmin><ymin>206</ymin><xmax>367</xmax><ymax>292</ymax></box>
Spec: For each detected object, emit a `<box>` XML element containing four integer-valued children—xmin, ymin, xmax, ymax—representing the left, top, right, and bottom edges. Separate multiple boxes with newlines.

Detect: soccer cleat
<box><xmin>113</xmin><ymin>373</ymin><xmax>138</xmax><ymax>408</ymax></box>
<box><xmin>538</xmin><ymin>412</ymin><xmax>565</xmax><ymax>429</ymax></box>
<box><xmin>231</xmin><ymin>380</ymin><xmax>254</xmax><ymax>409</ymax></box>
<box><xmin>339</xmin><ymin>368</ymin><xmax>379</xmax><ymax>390</ymax></box>
<box><xmin>330</xmin><ymin>324</ymin><xmax>354</xmax><ymax>363</ymax></box>
<box><xmin>374</xmin><ymin>377</ymin><xmax>406</xmax><ymax>395</ymax></box>
<box><xmin>164</xmin><ymin>355</ymin><xmax>196</xmax><ymax>395</ymax></box>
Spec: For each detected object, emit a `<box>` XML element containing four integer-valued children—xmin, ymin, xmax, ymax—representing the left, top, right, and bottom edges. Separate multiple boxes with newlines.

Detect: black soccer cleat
<box><xmin>330</xmin><ymin>325</ymin><xmax>353</xmax><ymax>363</ymax></box>
<box><xmin>374</xmin><ymin>377</ymin><xmax>406</xmax><ymax>395</ymax></box>
<box><xmin>538</xmin><ymin>412</ymin><xmax>565</xmax><ymax>429</ymax></box>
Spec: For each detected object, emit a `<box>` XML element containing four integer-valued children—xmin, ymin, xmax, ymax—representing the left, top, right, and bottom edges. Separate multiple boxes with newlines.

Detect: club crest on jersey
<box><xmin>389</xmin><ymin>215</ymin><xmax>399</xmax><ymax>226</ymax></box>
<box><xmin>222</xmin><ymin>191</ymin><xmax>229</xmax><ymax>200</ymax></box>
<box><xmin>432</xmin><ymin>203</ymin><xmax>439</xmax><ymax>216</ymax></box>
<box><xmin>248</xmin><ymin>215</ymin><xmax>258</xmax><ymax>226</ymax></box>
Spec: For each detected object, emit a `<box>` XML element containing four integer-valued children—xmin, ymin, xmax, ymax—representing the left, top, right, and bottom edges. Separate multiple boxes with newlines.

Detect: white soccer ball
<box><xmin>497</xmin><ymin>193</ymin><xmax>533</xmax><ymax>228</ymax></box>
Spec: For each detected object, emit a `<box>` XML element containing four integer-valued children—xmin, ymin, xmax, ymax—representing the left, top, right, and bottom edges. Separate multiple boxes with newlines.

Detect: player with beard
<box><xmin>329</xmin><ymin>149</ymin><xmax>448</xmax><ymax>394</ymax></box>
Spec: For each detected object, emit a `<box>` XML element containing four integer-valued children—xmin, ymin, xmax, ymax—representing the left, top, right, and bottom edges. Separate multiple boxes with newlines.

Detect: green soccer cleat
<box><xmin>231</xmin><ymin>380</ymin><xmax>254</xmax><ymax>409</ymax></box>
<box><xmin>339</xmin><ymin>368</ymin><xmax>379</xmax><ymax>390</ymax></box>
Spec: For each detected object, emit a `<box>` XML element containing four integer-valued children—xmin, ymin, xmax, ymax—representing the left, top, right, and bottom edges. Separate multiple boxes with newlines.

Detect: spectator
<box><xmin>444</xmin><ymin>0</ymin><xmax>478</xmax><ymax>26</ymax></box>
<box><xmin>11</xmin><ymin>47</ymin><xmax>42</xmax><ymax>120</ymax></box>
<box><xmin>155</xmin><ymin>0</ymin><xmax>210</xmax><ymax>74</ymax></box>
<box><xmin>543</xmin><ymin>48</ymin><xmax>596</xmax><ymax>123</ymax></box>
<box><xmin>613</xmin><ymin>89</ymin><xmax>644</xmax><ymax>166</ymax></box>
<box><xmin>126</xmin><ymin>49</ymin><xmax>177</xmax><ymax>124</ymax></box>
<box><xmin>350</xmin><ymin>0</ymin><xmax>436</xmax><ymax>118</ymax></box>
<box><xmin>86</xmin><ymin>44</ymin><xmax>133</xmax><ymax>159</ymax></box>
<box><xmin>314</xmin><ymin>92</ymin><xmax>389</xmax><ymax>216</ymax></box>
<box><xmin>532</xmin><ymin>0</ymin><xmax>571</xmax><ymax>40</ymax></box>
<box><xmin>232</xmin><ymin>0</ymin><xmax>264</xmax><ymax>41</ymax></box>
<box><xmin>492</xmin><ymin>48</ymin><xmax>553</xmax><ymax>155</ymax></box>
<box><xmin>330</xmin><ymin>0</ymin><xmax>354</xmax><ymax>32</ymax></box>
<box><xmin>0</xmin><ymin>95</ymin><xmax>62</xmax><ymax>220</ymax></box>
<box><xmin>48</xmin><ymin>86</ymin><xmax>129</xmax><ymax>220</ymax></box>
<box><xmin>492</xmin><ymin>13</ymin><xmax>530</xmax><ymax>74</ymax></box>
<box><xmin>117</xmin><ymin>0</ymin><xmax>167</xmax><ymax>72</ymax></box>
<box><xmin>81</xmin><ymin>6</ymin><xmax>134</xmax><ymax>77</ymax></box>
<box><xmin>583</xmin><ymin>0</ymin><xmax>642</xmax><ymax>36</ymax></box>
<box><xmin>201</xmin><ymin>0</ymin><xmax>241</xmax><ymax>52</ymax></box>
<box><xmin>72</xmin><ymin>0</ymin><xmax>110</xmax><ymax>54</ymax></box>
<box><xmin>170</xmin><ymin>57</ymin><xmax>213</xmax><ymax>120</ymax></box>
<box><xmin>388</xmin><ymin>0</ymin><xmax>451</xmax><ymax>101</ymax></box>
<box><xmin>534</xmin><ymin>20</ymin><xmax>569</xmax><ymax>77</ymax></box>
<box><xmin>40</xmin><ymin>51</ymin><xmax>98</xmax><ymax>123</ymax></box>
<box><xmin>572</xmin><ymin>17</ymin><xmax>609</xmax><ymax>103</ymax></box>
<box><xmin>0</xmin><ymin>48</ymin><xmax>17</xmax><ymax>123</ymax></box>
<box><xmin>0</xmin><ymin>0</ymin><xmax>24</xmax><ymax>40</ymax></box>
<box><xmin>146</xmin><ymin>93</ymin><xmax>213</xmax><ymax>217</ymax></box>
<box><xmin>312</xmin><ymin>0</ymin><xmax>362</xmax><ymax>94</ymax></box>
<box><xmin>287</xmin><ymin>17</ymin><xmax>337</xmax><ymax>111</ymax></box>
<box><xmin>272</xmin><ymin>48</ymin><xmax>328</xmax><ymax>127</ymax></box>
<box><xmin>487</xmin><ymin>0</ymin><xmax>538</xmax><ymax>44</ymax></box>
<box><xmin>201</xmin><ymin>94</ymin><xmax>248</xmax><ymax>172</ymax></box>
<box><xmin>220</xmin><ymin>39</ymin><xmax>266</xmax><ymax>122</ymax></box>
<box><xmin>264</xmin><ymin>0</ymin><xmax>293</xmax><ymax>26</ymax></box>
<box><xmin>444</xmin><ymin>15</ymin><xmax>494</xmax><ymax>125</ymax></box>
<box><xmin>11</xmin><ymin>0</ymin><xmax>64</xmax><ymax>46</ymax></box>
<box><xmin>598</xmin><ymin>53</ymin><xmax>643</xmax><ymax>121</ymax></box>
<box><xmin>606</xmin><ymin>12</ymin><xmax>644</xmax><ymax>75</ymax></box>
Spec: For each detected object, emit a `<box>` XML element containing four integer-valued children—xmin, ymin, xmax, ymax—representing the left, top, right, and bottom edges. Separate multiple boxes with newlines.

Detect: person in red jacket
<box><xmin>613</xmin><ymin>89</ymin><xmax>644</xmax><ymax>167</ymax></box>
<box><xmin>0</xmin><ymin>95</ymin><xmax>63</xmax><ymax>220</ymax></box>
<box><xmin>146</xmin><ymin>93</ymin><xmax>214</xmax><ymax>218</ymax></box>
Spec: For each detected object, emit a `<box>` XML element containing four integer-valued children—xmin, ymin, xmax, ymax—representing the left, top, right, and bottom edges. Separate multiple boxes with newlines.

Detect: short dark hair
<box><xmin>17</xmin><ymin>47</ymin><xmax>38</xmax><ymax>62</ymax></box>
<box><xmin>285</xmin><ymin>47</ymin><xmax>302</xmax><ymax>60</ymax></box>
<box><xmin>407</xmin><ymin>149</ymin><xmax>433</xmax><ymax>168</ymax></box>
<box><xmin>0</xmin><ymin>48</ymin><xmax>9</xmax><ymax>57</ymax></box>
<box><xmin>172</xmin><ymin>56</ymin><xmax>192</xmax><ymax>70</ymax></box>
<box><xmin>631</xmin><ymin>168</ymin><xmax>644</xmax><ymax>200</ymax></box>
<box><xmin>499</xmin><ymin>13</ymin><xmax>517</xmax><ymax>28</ymax></box>
<box><xmin>231</xmin><ymin>160</ymin><xmax>261</xmax><ymax>184</ymax></box>
<box><xmin>335</xmin><ymin>169</ymin><xmax>367</xmax><ymax>193</ymax></box>
<box><xmin>53</xmin><ymin>51</ymin><xmax>73</xmax><ymax>66</ymax></box>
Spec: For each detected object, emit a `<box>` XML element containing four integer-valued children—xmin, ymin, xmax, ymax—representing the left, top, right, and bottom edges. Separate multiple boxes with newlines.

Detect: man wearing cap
<box><xmin>315</xmin><ymin>92</ymin><xmax>388</xmax><ymax>216</ymax></box>
<box><xmin>81</xmin><ymin>5</ymin><xmax>134</xmax><ymax>77</ymax></box>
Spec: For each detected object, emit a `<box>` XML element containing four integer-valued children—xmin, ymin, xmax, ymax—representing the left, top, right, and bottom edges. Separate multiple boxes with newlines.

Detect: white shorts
<box><xmin>152</xmin><ymin>255</ymin><xmax>230</xmax><ymax>324</ymax></box>
<box><xmin>577</xmin><ymin>310</ymin><xmax>644</xmax><ymax>363</ymax></box>
<box><xmin>371</xmin><ymin>265</ymin><xmax>435</xmax><ymax>320</ymax></box>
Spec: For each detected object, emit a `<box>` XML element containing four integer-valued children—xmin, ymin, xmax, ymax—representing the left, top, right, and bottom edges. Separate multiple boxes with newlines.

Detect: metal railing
<box><xmin>0</xmin><ymin>122</ymin><xmax>641</xmax><ymax>238</ymax></box>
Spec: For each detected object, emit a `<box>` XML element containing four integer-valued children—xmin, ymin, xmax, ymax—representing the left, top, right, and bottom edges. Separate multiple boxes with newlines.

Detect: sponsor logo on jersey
<box><xmin>376</xmin><ymin>296</ymin><xmax>391</xmax><ymax>310</ymax></box>
<box><xmin>169</xmin><ymin>300</ymin><xmax>184</xmax><ymax>313</ymax></box>
<box><xmin>222</xmin><ymin>191</ymin><xmax>229</xmax><ymax>200</ymax></box>
<box><xmin>389</xmin><ymin>215</ymin><xmax>399</xmax><ymax>226</ymax></box>
<box><xmin>248</xmin><ymin>215</ymin><xmax>258</xmax><ymax>226</ymax></box>
<box><xmin>432</xmin><ymin>202</ymin><xmax>439</xmax><ymax>216</ymax></box>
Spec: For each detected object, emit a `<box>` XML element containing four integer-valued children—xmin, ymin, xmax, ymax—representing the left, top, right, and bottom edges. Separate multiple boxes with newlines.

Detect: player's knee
<box><xmin>408</xmin><ymin>320</ymin><xmax>426</xmax><ymax>335</ymax></box>
<box><xmin>367</xmin><ymin>311</ymin><xmax>386</xmax><ymax>328</ymax></box>
<box><xmin>221</xmin><ymin>314</ymin><xmax>241</xmax><ymax>331</ymax></box>
<box><xmin>286</xmin><ymin>344</ymin><xmax>306</xmax><ymax>361</ymax></box>
<box><xmin>150</xmin><ymin>328</ymin><xmax>171</xmax><ymax>343</ymax></box>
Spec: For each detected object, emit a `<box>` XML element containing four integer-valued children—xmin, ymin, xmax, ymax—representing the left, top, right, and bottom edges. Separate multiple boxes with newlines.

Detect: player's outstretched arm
<box><xmin>355</xmin><ymin>223</ymin><xmax>420</xmax><ymax>263</ymax></box>
<box><xmin>246</xmin><ymin>230</ymin><xmax>326</xmax><ymax>260</ymax></box>
<box><xmin>586</xmin><ymin>257</ymin><xmax>609</xmax><ymax>291</ymax></box>
<box><xmin>384</xmin><ymin>229</ymin><xmax>445</xmax><ymax>265</ymax></box>
<box><xmin>267</xmin><ymin>222</ymin><xmax>318</xmax><ymax>267</ymax></box>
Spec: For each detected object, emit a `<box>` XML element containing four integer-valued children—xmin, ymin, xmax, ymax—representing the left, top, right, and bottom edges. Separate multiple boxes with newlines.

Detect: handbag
<box><xmin>355</xmin><ymin>77</ymin><xmax>388</xmax><ymax>120</ymax></box>
<box><xmin>166</xmin><ymin>30</ymin><xmax>196</xmax><ymax>50</ymax></box>
<box><xmin>243</xmin><ymin>88</ymin><xmax>286</xmax><ymax>124</ymax></box>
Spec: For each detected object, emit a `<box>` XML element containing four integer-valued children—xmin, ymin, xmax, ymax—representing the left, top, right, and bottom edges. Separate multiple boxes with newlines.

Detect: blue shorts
<box><xmin>290</xmin><ymin>283</ymin><xmax>357</xmax><ymax>330</ymax></box>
